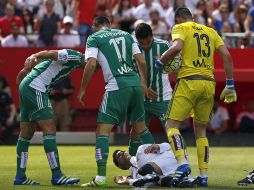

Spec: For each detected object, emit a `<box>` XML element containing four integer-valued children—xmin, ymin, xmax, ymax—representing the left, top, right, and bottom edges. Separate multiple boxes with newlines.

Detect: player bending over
<box><xmin>14</xmin><ymin>49</ymin><xmax>84</xmax><ymax>186</ymax></box>
<box><xmin>155</xmin><ymin>7</ymin><xmax>236</xmax><ymax>187</ymax></box>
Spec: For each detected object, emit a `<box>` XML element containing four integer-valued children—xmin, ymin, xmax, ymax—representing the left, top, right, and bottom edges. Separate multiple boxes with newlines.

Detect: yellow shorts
<box><xmin>167</xmin><ymin>78</ymin><xmax>215</xmax><ymax>124</ymax></box>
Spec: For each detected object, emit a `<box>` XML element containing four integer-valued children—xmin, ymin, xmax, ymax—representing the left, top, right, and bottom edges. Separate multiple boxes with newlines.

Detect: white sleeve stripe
<box><xmin>85</xmin><ymin>47</ymin><xmax>98</xmax><ymax>60</ymax></box>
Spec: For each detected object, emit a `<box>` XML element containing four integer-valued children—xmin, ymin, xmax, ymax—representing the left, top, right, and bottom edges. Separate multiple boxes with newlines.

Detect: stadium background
<box><xmin>0</xmin><ymin>47</ymin><xmax>253</xmax><ymax>146</ymax></box>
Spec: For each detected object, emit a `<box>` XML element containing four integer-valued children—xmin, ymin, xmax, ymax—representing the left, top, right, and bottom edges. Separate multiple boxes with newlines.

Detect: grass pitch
<box><xmin>0</xmin><ymin>146</ymin><xmax>254</xmax><ymax>190</ymax></box>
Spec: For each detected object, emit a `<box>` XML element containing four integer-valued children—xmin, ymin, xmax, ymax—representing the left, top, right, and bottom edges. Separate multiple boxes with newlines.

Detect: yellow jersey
<box><xmin>171</xmin><ymin>21</ymin><xmax>224</xmax><ymax>79</ymax></box>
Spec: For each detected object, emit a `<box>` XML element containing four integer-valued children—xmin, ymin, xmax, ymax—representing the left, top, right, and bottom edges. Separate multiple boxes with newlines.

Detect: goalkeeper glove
<box><xmin>220</xmin><ymin>79</ymin><xmax>237</xmax><ymax>104</ymax></box>
<box><xmin>154</xmin><ymin>59</ymin><xmax>163</xmax><ymax>70</ymax></box>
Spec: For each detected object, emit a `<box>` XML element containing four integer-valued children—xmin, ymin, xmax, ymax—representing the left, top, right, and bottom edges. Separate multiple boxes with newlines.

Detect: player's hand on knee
<box><xmin>220</xmin><ymin>79</ymin><xmax>237</xmax><ymax>104</ymax></box>
<box><xmin>147</xmin><ymin>88</ymin><xmax>158</xmax><ymax>100</ymax></box>
<box><xmin>142</xmin><ymin>84</ymin><xmax>148</xmax><ymax>98</ymax></box>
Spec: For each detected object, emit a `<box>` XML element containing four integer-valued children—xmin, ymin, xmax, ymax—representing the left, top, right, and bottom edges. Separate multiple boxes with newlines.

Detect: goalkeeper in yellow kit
<box><xmin>155</xmin><ymin>7</ymin><xmax>237</xmax><ymax>187</ymax></box>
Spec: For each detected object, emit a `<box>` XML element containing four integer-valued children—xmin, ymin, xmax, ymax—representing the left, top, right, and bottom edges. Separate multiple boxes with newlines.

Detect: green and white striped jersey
<box><xmin>23</xmin><ymin>49</ymin><xmax>83</xmax><ymax>92</ymax></box>
<box><xmin>141</xmin><ymin>38</ymin><xmax>173</xmax><ymax>102</ymax></box>
<box><xmin>85</xmin><ymin>28</ymin><xmax>141</xmax><ymax>91</ymax></box>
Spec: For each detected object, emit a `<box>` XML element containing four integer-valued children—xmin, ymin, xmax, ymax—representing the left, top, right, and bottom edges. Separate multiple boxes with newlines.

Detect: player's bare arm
<box><xmin>133</xmin><ymin>53</ymin><xmax>148</xmax><ymax>97</ymax></box>
<box><xmin>217</xmin><ymin>45</ymin><xmax>234</xmax><ymax>79</ymax></box>
<box><xmin>160</xmin><ymin>39</ymin><xmax>183</xmax><ymax>64</ymax></box>
<box><xmin>78</xmin><ymin>57</ymin><xmax>97</xmax><ymax>106</ymax></box>
<box><xmin>16</xmin><ymin>68</ymin><xmax>29</xmax><ymax>84</ymax></box>
<box><xmin>24</xmin><ymin>50</ymin><xmax>58</xmax><ymax>70</ymax></box>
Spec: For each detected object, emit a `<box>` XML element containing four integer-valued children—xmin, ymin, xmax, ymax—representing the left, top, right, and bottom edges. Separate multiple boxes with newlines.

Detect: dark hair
<box><xmin>150</xmin><ymin>9</ymin><xmax>159</xmax><ymax>16</ymax></box>
<box><xmin>93</xmin><ymin>16</ymin><xmax>111</xmax><ymax>27</ymax></box>
<box><xmin>118</xmin><ymin>0</ymin><xmax>132</xmax><ymax>16</ymax></box>
<box><xmin>135</xmin><ymin>23</ymin><xmax>153</xmax><ymax>39</ymax></box>
<box><xmin>112</xmin><ymin>150</ymin><xmax>121</xmax><ymax>167</ymax></box>
<box><xmin>22</xmin><ymin>8</ymin><xmax>34</xmax><ymax>34</ymax></box>
<box><xmin>175</xmin><ymin>7</ymin><xmax>193</xmax><ymax>20</ymax></box>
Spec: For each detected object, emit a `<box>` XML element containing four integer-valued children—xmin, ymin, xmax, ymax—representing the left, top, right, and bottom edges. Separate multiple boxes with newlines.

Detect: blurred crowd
<box><xmin>0</xmin><ymin>0</ymin><xmax>254</xmax><ymax>48</ymax></box>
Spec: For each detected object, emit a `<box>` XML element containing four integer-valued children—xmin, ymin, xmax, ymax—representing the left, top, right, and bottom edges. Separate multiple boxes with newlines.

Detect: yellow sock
<box><xmin>196</xmin><ymin>137</ymin><xmax>209</xmax><ymax>175</ymax></box>
<box><xmin>166</xmin><ymin>128</ymin><xmax>186</xmax><ymax>164</ymax></box>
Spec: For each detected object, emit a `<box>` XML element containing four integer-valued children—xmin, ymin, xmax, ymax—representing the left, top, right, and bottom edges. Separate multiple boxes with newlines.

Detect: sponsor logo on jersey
<box><xmin>193</xmin><ymin>59</ymin><xmax>211</xmax><ymax>69</ymax></box>
<box><xmin>117</xmin><ymin>64</ymin><xmax>133</xmax><ymax>75</ymax></box>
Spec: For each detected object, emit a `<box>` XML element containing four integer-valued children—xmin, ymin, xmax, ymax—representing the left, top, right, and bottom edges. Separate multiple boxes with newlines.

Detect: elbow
<box><xmin>87</xmin><ymin>59</ymin><xmax>97</xmax><ymax>71</ymax></box>
<box><xmin>172</xmin><ymin>46</ymin><xmax>182</xmax><ymax>55</ymax></box>
<box><xmin>90</xmin><ymin>64</ymin><xmax>97</xmax><ymax>71</ymax></box>
<box><xmin>139</xmin><ymin>60</ymin><xmax>146</xmax><ymax>67</ymax></box>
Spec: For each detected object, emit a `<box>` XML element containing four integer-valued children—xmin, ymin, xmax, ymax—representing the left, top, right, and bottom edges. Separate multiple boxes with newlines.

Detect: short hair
<box><xmin>112</xmin><ymin>150</ymin><xmax>121</xmax><ymax>167</ymax></box>
<box><xmin>135</xmin><ymin>23</ymin><xmax>153</xmax><ymax>39</ymax></box>
<box><xmin>93</xmin><ymin>16</ymin><xmax>111</xmax><ymax>27</ymax></box>
<box><xmin>44</xmin><ymin>0</ymin><xmax>55</xmax><ymax>5</ymax></box>
<box><xmin>150</xmin><ymin>9</ymin><xmax>159</xmax><ymax>16</ymax></box>
<box><xmin>175</xmin><ymin>7</ymin><xmax>193</xmax><ymax>20</ymax></box>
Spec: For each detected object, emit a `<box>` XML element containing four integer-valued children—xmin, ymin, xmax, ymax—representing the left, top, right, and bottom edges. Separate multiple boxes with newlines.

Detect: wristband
<box><xmin>226</xmin><ymin>79</ymin><xmax>235</xmax><ymax>89</ymax></box>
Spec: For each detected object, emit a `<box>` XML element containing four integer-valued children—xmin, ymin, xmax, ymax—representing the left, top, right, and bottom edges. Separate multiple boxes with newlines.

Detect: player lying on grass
<box><xmin>14</xmin><ymin>49</ymin><xmax>84</xmax><ymax>186</ymax></box>
<box><xmin>113</xmin><ymin>143</ymin><xmax>201</xmax><ymax>188</ymax></box>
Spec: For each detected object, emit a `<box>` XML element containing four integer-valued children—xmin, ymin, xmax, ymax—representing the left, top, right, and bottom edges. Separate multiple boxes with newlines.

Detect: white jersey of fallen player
<box><xmin>130</xmin><ymin>143</ymin><xmax>178</xmax><ymax>178</ymax></box>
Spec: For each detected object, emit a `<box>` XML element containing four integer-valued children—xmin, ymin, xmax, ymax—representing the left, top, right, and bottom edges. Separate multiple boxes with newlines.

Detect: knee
<box><xmin>194</xmin><ymin>122</ymin><xmax>207</xmax><ymax>138</ymax></box>
<box><xmin>130</xmin><ymin>128</ymin><xmax>139</xmax><ymax>140</ymax></box>
<box><xmin>132</xmin><ymin>122</ymin><xmax>147</xmax><ymax>134</ymax></box>
<box><xmin>165</xmin><ymin>119</ymin><xmax>181</xmax><ymax>130</ymax></box>
<box><xmin>138</xmin><ymin>164</ymin><xmax>155</xmax><ymax>176</ymax></box>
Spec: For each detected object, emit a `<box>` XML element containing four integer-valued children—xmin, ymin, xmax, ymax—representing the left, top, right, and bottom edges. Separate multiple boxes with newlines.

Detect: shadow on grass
<box><xmin>11</xmin><ymin>184</ymin><xmax>254</xmax><ymax>190</ymax></box>
<box><xmin>13</xmin><ymin>184</ymin><xmax>82</xmax><ymax>190</ymax></box>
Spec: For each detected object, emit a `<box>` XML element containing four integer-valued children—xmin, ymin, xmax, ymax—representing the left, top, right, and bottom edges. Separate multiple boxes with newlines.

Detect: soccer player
<box><xmin>128</xmin><ymin>23</ymin><xmax>173</xmax><ymax>157</ymax></box>
<box><xmin>155</xmin><ymin>7</ymin><xmax>237</xmax><ymax>187</ymax></box>
<box><xmin>78</xmin><ymin>16</ymin><xmax>155</xmax><ymax>187</ymax></box>
<box><xmin>113</xmin><ymin>143</ymin><xmax>199</xmax><ymax>188</ymax></box>
<box><xmin>14</xmin><ymin>49</ymin><xmax>83</xmax><ymax>185</ymax></box>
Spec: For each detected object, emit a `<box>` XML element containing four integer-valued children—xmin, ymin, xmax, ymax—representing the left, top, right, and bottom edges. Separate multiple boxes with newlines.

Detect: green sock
<box><xmin>139</xmin><ymin>128</ymin><xmax>155</xmax><ymax>144</ymax></box>
<box><xmin>43</xmin><ymin>134</ymin><xmax>61</xmax><ymax>177</ymax></box>
<box><xmin>16</xmin><ymin>136</ymin><xmax>31</xmax><ymax>177</ymax></box>
<box><xmin>128</xmin><ymin>140</ymin><xmax>142</xmax><ymax>156</ymax></box>
<box><xmin>96</xmin><ymin>136</ymin><xmax>109</xmax><ymax>176</ymax></box>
